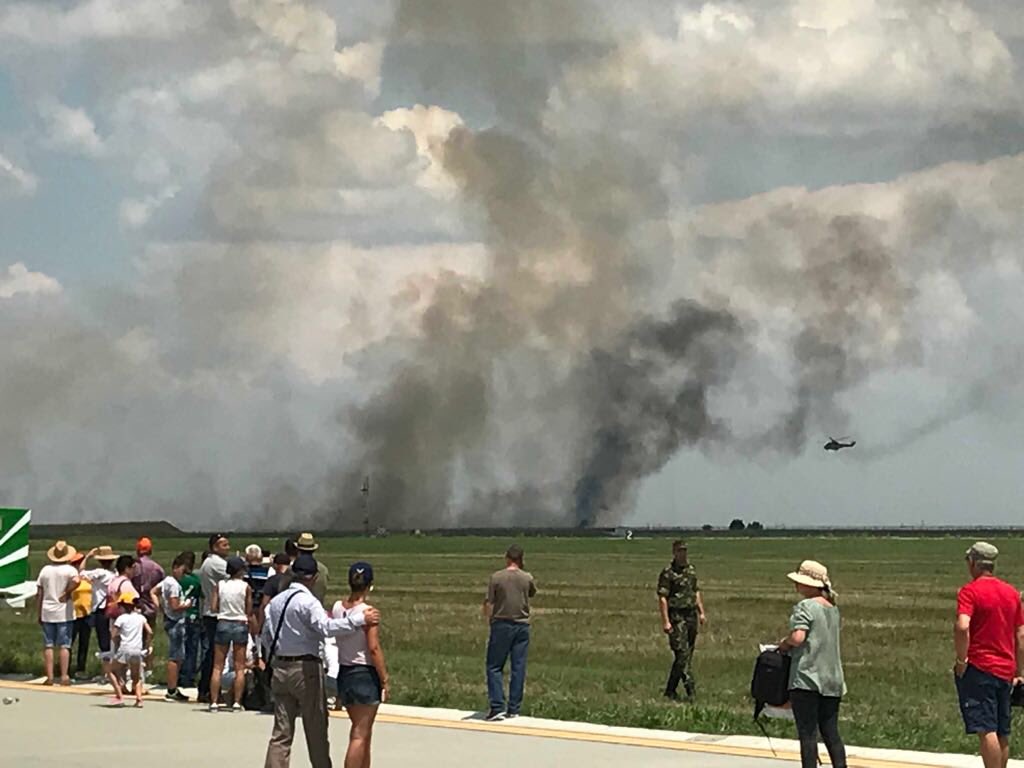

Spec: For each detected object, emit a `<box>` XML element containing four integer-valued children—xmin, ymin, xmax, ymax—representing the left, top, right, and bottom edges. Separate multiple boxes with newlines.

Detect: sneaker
<box><xmin>231</xmin><ymin>703</ymin><xmax>243</xmax><ymax>712</ymax></box>
<box><xmin>505</xmin><ymin>713</ymin><xmax>520</xmax><ymax>719</ymax></box>
<box><xmin>484</xmin><ymin>710</ymin><xmax>505</xmax><ymax>722</ymax></box>
<box><xmin>172</xmin><ymin>690</ymin><xmax>189</xmax><ymax>702</ymax></box>
<box><xmin>208</xmin><ymin>703</ymin><xmax>220</xmax><ymax>713</ymax></box>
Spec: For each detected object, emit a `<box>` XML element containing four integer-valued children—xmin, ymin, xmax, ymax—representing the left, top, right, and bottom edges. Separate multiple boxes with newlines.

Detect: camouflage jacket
<box><xmin>657</xmin><ymin>562</ymin><xmax>700</xmax><ymax>612</ymax></box>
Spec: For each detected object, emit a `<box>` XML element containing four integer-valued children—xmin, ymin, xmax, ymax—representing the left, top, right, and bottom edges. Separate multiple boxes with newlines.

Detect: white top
<box><xmin>158</xmin><ymin>575</ymin><xmax>186</xmax><ymax>621</ymax></box>
<box><xmin>261</xmin><ymin>583</ymin><xmax>365</xmax><ymax>657</ymax></box>
<box><xmin>36</xmin><ymin>564</ymin><xmax>79</xmax><ymax>623</ymax></box>
<box><xmin>331</xmin><ymin>601</ymin><xmax>370</xmax><ymax>666</ymax></box>
<box><xmin>114</xmin><ymin>612</ymin><xmax>148</xmax><ymax>653</ymax></box>
<box><xmin>81</xmin><ymin>568</ymin><xmax>115</xmax><ymax>613</ymax></box>
<box><xmin>217</xmin><ymin>579</ymin><xmax>249</xmax><ymax>622</ymax></box>
<box><xmin>199</xmin><ymin>554</ymin><xmax>228</xmax><ymax>617</ymax></box>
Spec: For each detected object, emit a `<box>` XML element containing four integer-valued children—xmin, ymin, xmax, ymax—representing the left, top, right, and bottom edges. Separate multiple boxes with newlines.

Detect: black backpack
<box><xmin>751</xmin><ymin>648</ymin><xmax>791</xmax><ymax>719</ymax></box>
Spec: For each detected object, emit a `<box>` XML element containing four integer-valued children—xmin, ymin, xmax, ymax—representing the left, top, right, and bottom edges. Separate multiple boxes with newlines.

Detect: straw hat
<box><xmin>296</xmin><ymin>532</ymin><xmax>319</xmax><ymax>552</ymax></box>
<box><xmin>94</xmin><ymin>546</ymin><xmax>118</xmax><ymax>562</ymax></box>
<box><xmin>47</xmin><ymin>540</ymin><xmax>78</xmax><ymax>563</ymax></box>
<box><xmin>787</xmin><ymin>560</ymin><xmax>830</xmax><ymax>589</ymax></box>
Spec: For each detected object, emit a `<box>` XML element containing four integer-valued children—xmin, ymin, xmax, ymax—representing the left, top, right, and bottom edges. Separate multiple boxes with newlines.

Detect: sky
<box><xmin>1</xmin><ymin>0</ymin><xmax>1023</xmax><ymax>529</ymax></box>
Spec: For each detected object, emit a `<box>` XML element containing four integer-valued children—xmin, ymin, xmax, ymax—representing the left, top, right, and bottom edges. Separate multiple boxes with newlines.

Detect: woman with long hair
<box><xmin>778</xmin><ymin>560</ymin><xmax>847</xmax><ymax>768</ymax></box>
<box><xmin>208</xmin><ymin>556</ymin><xmax>252</xmax><ymax>712</ymax></box>
<box><xmin>332</xmin><ymin>561</ymin><xmax>389</xmax><ymax>768</ymax></box>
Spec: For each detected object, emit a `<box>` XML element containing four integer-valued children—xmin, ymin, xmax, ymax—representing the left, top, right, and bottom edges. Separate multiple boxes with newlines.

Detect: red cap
<box><xmin>136</xmin><ymin>537</ymin><xmax>153</xmax><ymax>555</ymax></box>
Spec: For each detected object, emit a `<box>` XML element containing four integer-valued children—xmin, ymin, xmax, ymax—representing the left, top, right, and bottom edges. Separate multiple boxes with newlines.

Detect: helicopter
<box><xmin>824</xmin><ymin>436</ymin><xmax>856</xmax><ymax>452</ymax></box>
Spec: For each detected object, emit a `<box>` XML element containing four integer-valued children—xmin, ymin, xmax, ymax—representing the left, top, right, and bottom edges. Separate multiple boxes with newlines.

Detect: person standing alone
<box><xmin>954</xmin><ymin>542</ymin><xmax>1024</xmax><ymax>768</ymax></box>
<box><xmin>482</xmin><ymin>544</ymin><xmax>536</xmax><ymax>721</ymax></box>
<box><xmin>657</xmin><ymin>540</ymin><xmax>706</xmax><ymax>701</ymax></box>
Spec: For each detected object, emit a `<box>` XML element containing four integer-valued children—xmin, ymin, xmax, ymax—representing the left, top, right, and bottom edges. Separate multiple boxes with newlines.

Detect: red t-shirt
<box><xmin>957</xmin><ymin>576</ymin><xmax>1024</xmax><ymax>681</ymax></box>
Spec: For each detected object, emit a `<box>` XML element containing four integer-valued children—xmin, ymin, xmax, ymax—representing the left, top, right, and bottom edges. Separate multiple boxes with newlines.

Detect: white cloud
<box><xmin>0</xmin><ymin>0</ymin><xmax>207</xmax><ymax>46</ymax></box>
<box><xmin>0</xmin><ymin>262</ymin><xmax>61</xmax><ymax>299</ymax></box>
<box><xmin>119</xmin><ymin>186</ymin><xmax>179</xmax><ymax>230</ymax></box>
<box><xmin>379</xmin><ymin>105</ymin><xmax>464</xmax><ymax>194</ymax></box>
<box><xmin>0</xmin><ymin>152</ymin><xmax>38</xmax><ymax>197</ymax></box>
<box><xmin>39</xmin><ymin>101</ymin><xmax>104</xmax><ymax>156</ymax></box>
<box><xmin>334</xmin><ymin>40</ymin><xmax>384</xmax><ymax>97</ymax></box>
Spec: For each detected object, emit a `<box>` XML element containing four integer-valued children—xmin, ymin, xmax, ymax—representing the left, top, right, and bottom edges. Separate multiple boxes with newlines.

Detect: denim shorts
<box><xmin>42</xmin><ymin>621</ymin><xmax>74</xmax><ymax>649</ymax></box>
<box><xmin>164</xmin><ymin>617</ymin><xmax>186</xmax><ymax>661</ymax></box>
<box><xmin>215</xmin><ymin>620</ymin><xmax>249</xmax><ymax>647</ymax></box>
<box><xmin>338</xmin><ymin>665</ymin><xmax>382</xmax><ymax>706</ymax></box>
<box><xmin>956</xmin><ymin>664</ymin><xmax>1012</xmax><ymax>736</ymax></box>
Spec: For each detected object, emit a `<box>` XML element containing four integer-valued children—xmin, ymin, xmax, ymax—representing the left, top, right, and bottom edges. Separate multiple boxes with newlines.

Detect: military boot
<box><xmin>664</xmin><ymin>671</ymin><xmax>682</xmax><ymax>701</ymax></box>
<box><xmin>684</xmin><ymin>681</ymin><xmax>696</xmax><ymax>702</ymax></box>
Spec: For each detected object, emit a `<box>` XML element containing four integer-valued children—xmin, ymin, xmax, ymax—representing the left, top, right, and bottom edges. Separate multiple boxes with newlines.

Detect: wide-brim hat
<box><xmin>787</xmin><ymin>560</ymin><xmax>829</xmax><ymax>589</ymax></box>
<box><xmin>94</xmin><ymin>545</ymin><xmax>118</xmax><ymax>561</ymax></box>
<box><xmin>296</xmin><ymin>532</ymin><xmax>319</xmax><ymax>551</ymax></box>
<box><xmin>47</xmin><ymin>540</ymin><xmax>78</xmax><ymax>563</ymax></box>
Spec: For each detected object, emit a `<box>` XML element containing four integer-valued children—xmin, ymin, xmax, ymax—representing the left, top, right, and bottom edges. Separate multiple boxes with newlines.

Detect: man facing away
<box><xmin>657</xmin><ymin>539</ymin><xmax>706</xmax><ymax>701</ymax></box>
<box><xmin>197</xmin><ymin>533</ymin><xmax>230</xmax><ymax>703</ymax></box>
<box><xmin>482</xmin><ymin>544</ymin><xmax>536</xmax><ymax>721</ymax></box>
<box><xmin>263</xmin><ymin>554</ymin><xmax>380</xmax><ymax>768</ymax></box>
<box><xmin>131</xmin><ymin>536</ymin><xmax>165</xmax><ymax>627</ymax></box>
<box><xmin>954</xmin><ymin>542</ymin><xmax>1024</xmax><ymax>768</ymax></box>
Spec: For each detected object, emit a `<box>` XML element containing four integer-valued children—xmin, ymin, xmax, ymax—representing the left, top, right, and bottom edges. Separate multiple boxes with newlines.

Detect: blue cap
<box><xmin>292</xmin><ymin>553</ymin><xmax>319</xmax><ymax>577</ymax></box>
<box><xmin>348</xmin><ymin>561</ymin><xmax>374</xmax><ymax>585</ymax></box>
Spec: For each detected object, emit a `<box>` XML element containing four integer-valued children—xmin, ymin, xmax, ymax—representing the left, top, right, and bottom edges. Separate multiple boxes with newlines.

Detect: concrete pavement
<box><xmin>0</xmin><ymin>681</ymin><xmax>1004</xmax><ymax>768</ymax></box>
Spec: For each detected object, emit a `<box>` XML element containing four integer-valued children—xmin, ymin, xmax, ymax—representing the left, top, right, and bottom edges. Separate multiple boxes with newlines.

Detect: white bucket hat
<box><xmin>787</xmin><ymin>560</ymin><xmax>830</xmax><ymax>590</ymax></box>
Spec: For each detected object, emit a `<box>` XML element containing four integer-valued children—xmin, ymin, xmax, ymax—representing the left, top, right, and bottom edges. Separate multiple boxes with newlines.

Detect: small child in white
<box><xmin>110</xmin><ymin>593</ymin><xmax>152</xmax><ymax>707</ymax></box>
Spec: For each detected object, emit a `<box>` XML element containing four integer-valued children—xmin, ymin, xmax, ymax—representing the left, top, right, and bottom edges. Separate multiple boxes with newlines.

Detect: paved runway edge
<box><xmin>0</xmin><ymin>679</ymin><xmax>1010</xmax><ymax>768</ymax></box>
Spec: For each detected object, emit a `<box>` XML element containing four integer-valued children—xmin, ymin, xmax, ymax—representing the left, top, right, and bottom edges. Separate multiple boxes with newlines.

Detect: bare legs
<box><xmin>344</xmin><ymin>704</ymin><xmax>379</xmax><ymax>768</ymax></box>
<box><xmin>210</xmin><ymin>643</ymin><xmax>227</xmax><ymax>707</ymax></box>
<box><xmin>978</xmin><ymin>734</ymin><xmax>1009</xmax><ymax>768</ymax></box>
<box><xmin>231</xmin><ymin>642</ymin><xmax>247</xmax><ymax>707</ymax></box>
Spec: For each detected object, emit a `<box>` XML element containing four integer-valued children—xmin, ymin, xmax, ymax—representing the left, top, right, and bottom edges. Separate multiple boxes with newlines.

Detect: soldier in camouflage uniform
<box><xmin>657</xmin><ymin>540</ymin><xmax>706</xmax><ymax>701</ymax></box>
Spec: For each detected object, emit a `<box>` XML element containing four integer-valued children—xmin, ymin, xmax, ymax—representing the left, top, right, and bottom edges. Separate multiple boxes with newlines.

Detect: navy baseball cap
<box><xmin>292</xmin><ymin>553</ymin><xmax>319</xmax><ymax>577</ymax></box>
<box><xmin>226</xmin><ymin>556</ymin><xmax>247</xmax><ymax>576</ymax></box>
<box><xmin>349</xmin><ymin>561</ymin><xmax>374</xmax><ymax>584</ymax></box>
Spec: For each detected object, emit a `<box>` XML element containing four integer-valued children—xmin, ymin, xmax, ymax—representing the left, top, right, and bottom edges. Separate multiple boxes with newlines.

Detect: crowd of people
<box><xmin>34</xmin><ymin>534</ymin><xmax>1024</xmax><ymax>768</ymax></box>
<box><xmin>34</xmin><ymin>532</ymin><xmax>388</xmax><ymax>768</ymax></box>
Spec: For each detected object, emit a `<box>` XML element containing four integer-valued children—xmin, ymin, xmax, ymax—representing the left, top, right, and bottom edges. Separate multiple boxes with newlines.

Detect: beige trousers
<box><xmin>264</xmin><ymin>659</ymin><xmax>332</xmax><ymax>768</ymax></box>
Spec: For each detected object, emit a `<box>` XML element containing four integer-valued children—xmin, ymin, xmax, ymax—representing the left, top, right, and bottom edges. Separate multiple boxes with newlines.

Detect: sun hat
<box><xmin>136</xmin><ymin>537</ymin><xmax>153</xmax><ymax>555</ymax></box>
<box><xmin>118</xmin><ymin>592</ymin><xmax>139</xmax><ymax>606</ymax></box>
<box><xmin>292</xmin><ymin>553</ymin><xmax>319</xmax><ymax>577</ymax></box>
<box><xmin>296</xmin><ymin>532</ymin><xmax>319</xmax><ymax>552</ymax></box>
<box><xmin>787</xmin><ymin>560</ymin><xmax>830</xmax><ymax>589</ymax></box>
<box><xmin>47</xmin><ymin>541</ymin><xmax>78</xmax><ymax>563</ymax></box>
<box><xmin>966</xmin><ymin>542</ymin><xmax>998</xmax><ymax>566</ymax></box>
<box><xmin>94</xmin><ymin>546</ymin><xmax>118</xmax><ymax>561</ymax></box>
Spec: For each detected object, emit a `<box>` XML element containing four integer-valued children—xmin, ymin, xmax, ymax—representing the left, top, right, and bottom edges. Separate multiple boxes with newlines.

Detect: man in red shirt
<box><xmin>954</xmin><ymin>542</ymin><xmax>1024</xmax><ymax>768</ymax></box>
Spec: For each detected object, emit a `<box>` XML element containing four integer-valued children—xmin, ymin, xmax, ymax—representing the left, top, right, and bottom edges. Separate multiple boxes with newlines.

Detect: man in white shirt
<box><xmin>197</xmin><ymin>533</ymin><xmax>230</xmax><ymax>703</ymax></box>
<box><xmin>262</xmin><ymin>554</ymin><xmax>380</xmax><ymax>768</ymax></box>
<box><xmin>36</xmin><ymin>541</ymin><xmax>81</xmax><ymax>687</ymax></box>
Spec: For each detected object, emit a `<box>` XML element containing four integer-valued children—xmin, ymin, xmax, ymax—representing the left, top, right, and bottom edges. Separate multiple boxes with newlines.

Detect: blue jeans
<box><xmin>486</xmin><ymin>620</ymin><xmax>530</xmax><ymax>714</ymax></box>
<box><xmin>180</xmin><ymin>618</ymin><xmax>202</xmax><ymax>685</ymax></box>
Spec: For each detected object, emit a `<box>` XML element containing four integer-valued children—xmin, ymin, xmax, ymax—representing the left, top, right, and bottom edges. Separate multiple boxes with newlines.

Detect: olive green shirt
<box><xmin>788</xmin><ymin>598</ymin><xmax>846</xmax><ymax>697</ymax></box>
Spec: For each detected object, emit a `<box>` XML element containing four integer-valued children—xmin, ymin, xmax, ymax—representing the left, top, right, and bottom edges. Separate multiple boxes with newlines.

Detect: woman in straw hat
<box><xmin>79</xmin><ymin>546</ymin><xmax>120</xmax><ymax>687</ymax></box>
<box><xmin>36</xmin><ymin>541</ymin><xmax>81</xmax><ymax>686</ymax></box>
<box><xmin>777</xmin><ymin>560</ymin><xmax>847</xmax><ymax>768</ymax></box>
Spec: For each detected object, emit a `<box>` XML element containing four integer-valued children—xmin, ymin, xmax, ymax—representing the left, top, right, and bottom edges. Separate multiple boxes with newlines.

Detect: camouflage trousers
<box><xmin>666</xmin><ymin>610</ymin><xmax>699</xmax><ymax>693</ymax></box>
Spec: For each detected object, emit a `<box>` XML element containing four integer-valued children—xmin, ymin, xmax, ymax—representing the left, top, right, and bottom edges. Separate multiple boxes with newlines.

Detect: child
<box><xmin>110</xmin><ymin>594</ymin><xmax>152</xmax><ymax>708</ymax></box>
<box><xmin>151</xmin><ymin>555</ymin><xmax>194</xmax><ymax>702</ymax></box>
<box><xmin>332</xmin><ymin>561</ymin><xmax>389</xmax><ymax>768</ymax></box>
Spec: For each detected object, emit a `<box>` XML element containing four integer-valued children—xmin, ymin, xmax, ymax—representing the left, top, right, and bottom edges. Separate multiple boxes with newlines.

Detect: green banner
<box><xmin>0</xmin><ymin>508</ymin><xmax>31</xmax><ymax>589</ymax></box>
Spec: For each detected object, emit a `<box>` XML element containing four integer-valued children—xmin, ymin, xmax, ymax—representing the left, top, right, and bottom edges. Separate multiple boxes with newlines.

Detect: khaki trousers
<box><xmin>264</xmin><ymin>659</ymin><xmax>332</xmax><ymax>768</ymax></box>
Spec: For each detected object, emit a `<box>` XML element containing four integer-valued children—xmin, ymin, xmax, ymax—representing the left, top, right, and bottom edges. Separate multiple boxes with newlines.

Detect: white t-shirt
<box><xmin>217</xmin><ymin>579</ymin><xmax>249</xmax><ymax>621</ymax></box>
<box><xmin>158</xmin><ymin>575</ymin><xmax>186</xmax><ymax>621</ymax></box>
<box><xmin>114</xmin><ymin>612</ymin><xmax>148</xmax><ymax>653</ymax></box>
<box><xmin>331</xmin><ymin>601</ymin><xmax>370</xmax><ymax>666</ymax></box>
<box><xmin>37</xmin><ymin>564</ymin><xmax>79</xmax><ymax>623</ymax></box>
<box><xmin>81</xmin><ymin>568</ymin><xmax>115</xmax><ymax>613</ymax></box>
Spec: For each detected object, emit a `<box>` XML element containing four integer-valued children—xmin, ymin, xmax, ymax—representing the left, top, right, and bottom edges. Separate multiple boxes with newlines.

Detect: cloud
<box><xmin>0</xmin><ymin>152</ymin><xmax>38</xmax><ymax>197</ymax></box>
<box><xmin>0</xmin><ymin>263</ymin><xmax>62</xmax><ymax>299</ymax></box>
<box><xmin>119</xmin><ymin>186</ymin><xmax>178</xmax><ymax>230</ymax></box>
<box><xmin>0</xmin><ymin>0</ymin><xmax>208</xmax><ymax>46</ymax></box>
<box><xmin>39</xmin><ymin>101</ymin><xmax>104</xmax><ymax>156</ymax></box>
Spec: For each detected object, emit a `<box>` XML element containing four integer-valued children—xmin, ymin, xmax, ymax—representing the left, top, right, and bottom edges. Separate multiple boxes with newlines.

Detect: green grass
<box><xmin>3</xmin><ymin>533</ymin><xmax>1020</xmax><ymax>755</ymax></box>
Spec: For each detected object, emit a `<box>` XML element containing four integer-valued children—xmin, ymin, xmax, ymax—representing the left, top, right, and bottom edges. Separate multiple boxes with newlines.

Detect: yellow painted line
<box><xmin>0</xmin><ymin>680</ymin><xmax>945</xmax><ymax>767</ymax></box>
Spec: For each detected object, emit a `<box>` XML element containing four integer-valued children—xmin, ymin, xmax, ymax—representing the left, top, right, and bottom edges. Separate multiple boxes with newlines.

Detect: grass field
<box><xmin>3</xmin><ymin>532</ymin><xmax>1022</xmax><ymax>756</ymax></box>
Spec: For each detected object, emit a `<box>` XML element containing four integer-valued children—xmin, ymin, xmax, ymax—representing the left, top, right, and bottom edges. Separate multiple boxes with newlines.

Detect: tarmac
<box><xmin>0</xmin><ymin>680</ymin><xmax>1013</xmax><ymax>768</ymax></box>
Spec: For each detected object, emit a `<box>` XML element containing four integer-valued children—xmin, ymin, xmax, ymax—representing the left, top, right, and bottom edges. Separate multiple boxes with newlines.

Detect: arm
<box><xmin>365</xmin><ymin>618</ymin><xmax>389</xmax><ymax>702</ymax></box>
<box><xmin>210</xmin><ymin>584</ymin><xmax>220</xmax><ymax>615</ymax></box>
<box><xmin>112</xmin><ymin>623</ymin><xmax>121</xmax><ymax>652</ymax></box>
<box><xmin>482</xmin><ymin>576</ymin><xmax>495</xmax><ymax>621</ymax></box>
<box><xmin>696</xmin><ymin>591</ymin><xmax>706</xmax><ymax>624</ymax></box>
<box><xmin>954</xmin><ymin>613</ymin><xmax>971</xmax><ymax>677</ymax></box>
<box><xmin>778</xmin><ymin>602</ymin><xmax>811</xmax><ymax>652</ymax></box>
<box><xmin>1015</xmin><ymin>625</ymin><xmax>1024</xmax><ymax>680</ymax></box>
<box><xmin>37</xmin><ymin>586</ymin><xmax>43</xmax><ymax>624</ymax></box>
<box><xmin>245</xmin><ymin>585</ymin><xmax>255</xmax><ymax>635</ymax></box>
<box><xmin>658</xmin><ymin>596</ymin><xmax>671</xmax><ymax>633</ymax></box>
<box><xmin>778</xmin><ymin>628</ymin><xmax>808</xmax><ymax>652</ymax></box>
<box><xmin>308</xmin><ymin>599</ymin><xmax>379</xmax><ymax>638</ymax></box>
<box><xmin>61</xmin><ymin>573</ymin><xmax>81</xmax><ymax>602</ymax></box>
<box><xmin>150</xmin><ymin>585</ymin><xmax>163</xmax><ymax>615</ymax></box>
